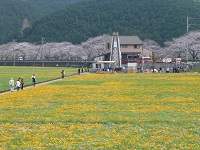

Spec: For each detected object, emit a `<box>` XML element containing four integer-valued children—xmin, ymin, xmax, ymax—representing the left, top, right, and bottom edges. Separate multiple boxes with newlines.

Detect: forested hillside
<box><xmin>0</xmin><ymin>0</ymin><xmax>80</xmax><ymax>44</ymax></box>
<box><xmin>22</xmin><ymin>0</ymin><xmax>200</xmax><ymax>45</ymax></box>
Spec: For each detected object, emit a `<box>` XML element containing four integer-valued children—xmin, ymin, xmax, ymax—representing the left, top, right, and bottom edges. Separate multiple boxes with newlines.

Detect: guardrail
<box><xmin>0</xmin><ymin>60</ymin><xmax>95</xmax><ymax>67</ymax></box>
<box><xmin>0</xmin><ymin>60</ymin><xmax>95</xmax><ymax>63</ymax></box>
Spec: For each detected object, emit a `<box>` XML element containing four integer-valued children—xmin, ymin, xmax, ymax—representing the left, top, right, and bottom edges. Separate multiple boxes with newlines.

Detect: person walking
<box><xmin>186</xmin><ymin>65</ymin><xmax>189</xmax><ymax>72</ymax></box>
<box><xmin>61</xmin><ymin>70</ymin><xmax>65</xmax><ymax>79</ymax></box>
<box><xmin>31</xmin><ymin>74</ymin><xmax>36</xmax><ymax>86</ymax></box>
<box><xmin>78</xmin><ymin>68</ymin><xmax>80</xmax><ymax>75</ymax></box>
<box><xmin>20</xmin><ymin>77</ymin><xmax>24</xmax><ymax>90</ymax></box>
<box><xmin>9</xmin><ymin>78</ymin><xmax>15</xmax><ymax>92</ymax></box>
<box><xmin>16</xmin><ymin>79</ymin><xmax>21</xmax><ymax>91</ymax></box>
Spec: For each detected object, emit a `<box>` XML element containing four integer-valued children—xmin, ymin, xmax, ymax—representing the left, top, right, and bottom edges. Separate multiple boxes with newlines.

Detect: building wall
<box><xmin>120</xmin><ymin>44</ymin><xmax>143</xmax><ymax>54</ymax></box>
<box><xmin>94</xmin><ymin>55</ymin><xmax>105</xmax><ymax>61</ymax></box>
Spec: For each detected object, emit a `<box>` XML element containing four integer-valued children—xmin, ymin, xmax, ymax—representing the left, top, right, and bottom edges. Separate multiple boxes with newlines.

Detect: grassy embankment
<box><xmin>0</xmin><ymin>66</ymin><xmax>77</xmax><ymax>91</ymax></box>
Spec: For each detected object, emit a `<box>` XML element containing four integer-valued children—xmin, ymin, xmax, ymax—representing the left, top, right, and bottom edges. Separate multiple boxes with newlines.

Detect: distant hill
<box><xmin>21</xmin><ymin>0</ymin><xmax>200</xmax><ymax>45</ymax></box>
<box><xmin>0</xmin><ymin>0</ymin><xmax>80</xmax><ymax>43</ymax></box>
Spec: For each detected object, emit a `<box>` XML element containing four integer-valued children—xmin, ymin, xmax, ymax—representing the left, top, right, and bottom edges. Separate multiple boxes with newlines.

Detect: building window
<box><xmin>134</xmin><ymin>54</ymin><xmax>140</xmax><ymax>58</ymax></box>
<box><xmin>128</xmin><ymin>55</ymin><xmax>134</xmax><ymax>59</ymax></box>
<box><xmin>128</xmin><ymin>54</ymin><xmax>140</xmax><ymax>59</ymax></box>
<box><xmin>96</xmin><ymin>64</ymin><xmax>101</xmax><ymax>69</ymax></box>
<box><xmin>107</xmin><ymin>44</ymin><xmax>110</xmax><ymax>49</ymax></box>
<box><xmin>105</xmin><ymin>55</ymin><xmax>109</xmax><ymax>61</ymax></box>
<box><xmin>121</xmin><ymin>45</ymin><xmax>128</xmax><ymax>48</ymax></box>
<box><xmin>121</xmin><ymin>54</ymin><xmax>127</xmax><ymax>58</ymax></box>
<box><xmin>134</xmin><ymin>45</ymin><xmax>140</xmax><ymax>49</ymax></box>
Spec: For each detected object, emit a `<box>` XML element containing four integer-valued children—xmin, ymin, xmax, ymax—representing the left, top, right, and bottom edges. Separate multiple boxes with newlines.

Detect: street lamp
<box><xmin>13</xmin><ymin>51</ymin><xmax>15</xmax><ymax>66</ymax></box>
<box><xmin>152</xmin><ymin>52</ymin><xmax>156</xmax><ymax>73</ymax></box>
<box><xmin>13</xmin><ymin>39</ymin><xmax>16</xmax><ymax>66</ymax></box>
<box><xmin>41</xmin><ymin>37</ymin><xmax>45</xmax><ymax>67</ymax></box>
<box><xmin>13</xmin><ymin>49</ymin><xmax>20</xmax><ymax>66</ymax></box>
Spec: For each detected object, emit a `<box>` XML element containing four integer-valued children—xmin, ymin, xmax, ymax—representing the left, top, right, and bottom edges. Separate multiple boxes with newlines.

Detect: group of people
<box><xmin>9</xmin><ymin>77</ymin><xmax>24</xmax><ymax>92</ymax></box>
<box><xmin>173</xmin><ymin>66</ymin><xmax>190</xmax><ymax>73</ymax></box>
<box><xmin>9</xmin><ymin>74</ymin><xmax>36</xmax><ymax>92</ymax></box>
<box><xmin>78</xmin><ymin>67</ymin><xmax>89</xmax><ymax>75</ymax></box>
<box><xmin>157</xmin><ymin>66</ymin><xmax>190</xmax><ymax>73</ymax></box>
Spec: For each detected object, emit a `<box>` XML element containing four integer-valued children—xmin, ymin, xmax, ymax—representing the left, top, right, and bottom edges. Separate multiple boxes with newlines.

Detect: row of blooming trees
<box><xmin>0</xmin><ymin>36</ymin><xmax>104</xmax><ymax>61</ymax></box>
<box><xmin>143</xmin><ymin>31</ymin><xmax>200</xmax><ymax>60</ymax></box>
<box><xmin>0</xmin><ymin>31</ymin><xmax>199</xmax><ymax>61</ymax></box>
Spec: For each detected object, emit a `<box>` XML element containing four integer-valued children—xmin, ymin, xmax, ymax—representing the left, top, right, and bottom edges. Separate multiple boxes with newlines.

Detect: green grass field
<box><xmin>0</xmin><ymin>72</ymin><xmax>199</xmax><ymax>149</ymax></box>
<box><xmin>0</xmin><ymin>66</ymin><xmax>77</xmax><ymax>91</ymax></box>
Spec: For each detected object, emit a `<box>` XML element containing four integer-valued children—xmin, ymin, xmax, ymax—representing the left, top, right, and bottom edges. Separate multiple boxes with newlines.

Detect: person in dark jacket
<box><xmin>78</xmin><ymin>68</ymin><xmax>80</xmax><ymax>75</ymax></box>
<box><xmin>31</xmin><ymin>74</ymin><xmax>36</xmax><ymax>86</ymax></box>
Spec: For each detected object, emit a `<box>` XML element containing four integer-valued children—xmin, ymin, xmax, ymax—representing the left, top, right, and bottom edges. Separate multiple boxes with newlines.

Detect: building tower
<box><xmin>110</xmin><ymin>32</ymin><xmax>122</xmax><ymax>69</ymax></box>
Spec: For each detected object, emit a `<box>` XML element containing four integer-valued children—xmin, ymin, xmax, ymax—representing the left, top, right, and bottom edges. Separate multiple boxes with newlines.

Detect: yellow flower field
<box><xmin>0</xmin><ymin>73</ymin><xmax>199</xmax><ymax>149</ymax></box>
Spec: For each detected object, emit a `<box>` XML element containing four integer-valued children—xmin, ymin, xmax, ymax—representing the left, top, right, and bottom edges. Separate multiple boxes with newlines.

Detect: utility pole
<box><xmin>42</xmin><ymin>37</ymin><xmax>45</xmax><ymax>67</ymax></box>
<box><xmin>152</xmin><ymin>52</ymin><xmax>156</xmax><ymax>73</ymax></box>
<box><xmin>13</xmin><ymin>39</ymin><xmax>16</xmax><ymax>66</ymax></box>
<box><xmin>186</xmin><ymin>16</ymin><xmax>190</xmax><ymax>64</ymax></box>
<box><xmin>186</xmin><ymin>1</ymin><xmax>200</xmax><ymax>63</ymax></box>
<box><xmin>103</xmin><ymin>33</ymin><xmax>106</xmax><ymax>54</ymax></box>
<box><xmin>186</xmin><ymin>16</ymin><xmax>200</xmax><ymax>63</ymax></box>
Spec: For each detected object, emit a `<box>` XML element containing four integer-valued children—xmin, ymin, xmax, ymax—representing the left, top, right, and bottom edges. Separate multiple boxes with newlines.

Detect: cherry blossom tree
<box><xmin>143</xmin><ymin>39</ymin><xmax>161</xmax><ymax>51</ymax></box>
<box><xmin>0</xmin><ymin>33</ymin><xmax>199</xmax><ymax>62</ymax></box>
<box><xmin>162</xmin><ymin>31</ymin><xmax>200</xmax><ymax>60</ymax></box>
<box><xmin>143</xmin><ymin>39</ymin><xmax>164</xmax><ymax>57</ymax></box>
<box><xmin>81</xmin><ymin>36</ymin><xmax>104</xmax><ymax>59</ymax></box>
<box><xmin>144</xmin><ymin>31</ymin><xmax>200</xmax><ymax>60</ymax></box>
<box><xmin>187</xmin><ymin>31</ymin><xmax>200</xmax><ymax>59</ymax></box>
